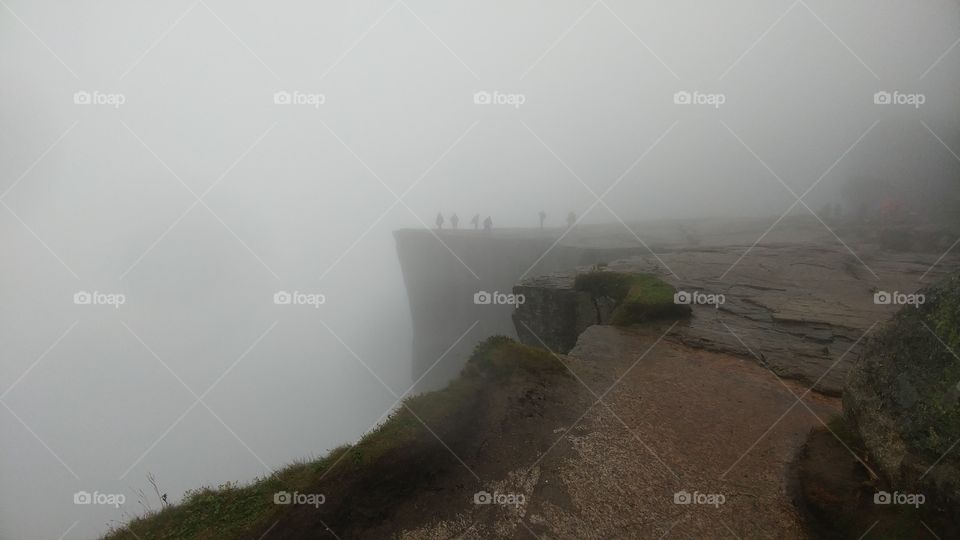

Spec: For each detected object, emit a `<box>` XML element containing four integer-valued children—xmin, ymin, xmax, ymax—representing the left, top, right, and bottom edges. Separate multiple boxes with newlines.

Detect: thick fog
<box><xmin>2</xmin><ymin>1</ymin><xmax>960</xmax><ymax>538</ymax></box>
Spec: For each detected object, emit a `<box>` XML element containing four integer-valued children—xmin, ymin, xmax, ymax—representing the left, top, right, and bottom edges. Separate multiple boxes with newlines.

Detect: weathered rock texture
<box><xmin>512</xmin><ymin>273</ymin><xmax>602</xmax><ymax>354</ymax></box>
<box><xmin>394</xmin><ymin>228</ymin><xmax>646</xmax><ymax>389</ymax></box>
<box><xmin>397</xmin><ymin>217</ymin><xmax>959</xmax><ymax>394</ymax></box>
<box><xmin>844</xmin><ymin>272</ymin><xmax>960</xmax><ymax>507</ymax></box>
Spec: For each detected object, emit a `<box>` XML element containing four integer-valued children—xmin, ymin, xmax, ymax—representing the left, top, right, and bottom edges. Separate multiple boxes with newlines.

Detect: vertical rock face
<box><xmin>511</xmin><ymin>273</ymin><xmax>599</xmax><ymax>354</ymax></box>
<box><xmin>393</xmin><ymin>229</ymin><xmax>645</xmax><ymax>390</ymax></box>
<box><xmin>844</xmin><ymin>271</ymin><xmax>960</xmax><ymax>506</ymax></box>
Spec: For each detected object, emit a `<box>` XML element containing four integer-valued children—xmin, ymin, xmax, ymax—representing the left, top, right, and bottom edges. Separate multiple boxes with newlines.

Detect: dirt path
<box><xmin>397</xmin><ymin>324</ymin><xmax>839</xmax><ymax>539</ymax></box>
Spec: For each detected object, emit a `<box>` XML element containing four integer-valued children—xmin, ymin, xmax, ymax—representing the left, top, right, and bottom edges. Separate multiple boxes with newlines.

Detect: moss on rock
<box><xmin>844</xmin><ymin>271</ymin><xmax>960</xmax><ymax>509</ymax></box>
<box><xmin>573</xmin><ymin>271</ymin><xmax>691</xmax><ymax>326</ymax></box>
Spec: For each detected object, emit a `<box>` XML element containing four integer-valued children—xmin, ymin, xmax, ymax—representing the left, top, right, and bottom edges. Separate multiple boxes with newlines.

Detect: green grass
<box><xmin>103</xmin><ymin>336</ymin><xmax>560</xmax><ymax>540</ymax></box>
<box><xmin>574</xmin><ymin>271</ymin><xmax>690</xmax><ymax>326</ymax></box>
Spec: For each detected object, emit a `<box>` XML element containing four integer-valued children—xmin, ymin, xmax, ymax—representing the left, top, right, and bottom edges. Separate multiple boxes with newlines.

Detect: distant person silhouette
<box><xmin>471</xmin><ymin>213</ymin><xmax>480</xmax><ymax>230</ymax></box>
<box><xmin>566</xmin><ymin>211</ymin><xmax>576</xmax><ymax>229</ymax></box>
<box><xmin>483</xmin><ymin>216</ymin><xmax>492</xmax><ymax>232</ymax></box>
<box><xmin>539</xmin><ymin>210</ymin><xmax>546</xmax><ymax>229</ymax></box>
<box><xmin>435</xmin><ymin>212</ymin><xmax>444</xmax><ymax>230</ymax></box>
<box><xmin>450</xmin><ymin>213</ymin><xmax>459</xmax><ymax>230</ymax></box>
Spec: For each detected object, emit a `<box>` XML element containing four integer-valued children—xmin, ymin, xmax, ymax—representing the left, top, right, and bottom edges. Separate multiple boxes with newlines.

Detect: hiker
<box><xmin>471</xmin><ymin>213</ymin><xmax>480</xmax><ymax>230</ymax></box>
<box><xmin>483</xmin><ymin>216</ymin><xmax>492</xmax><ymax>231</ymax></box>
<box><xmin>566</xmin><ymin>211</ymin><xmax>576</xmax><ymax>229</ymax></box>
<box><xmin>451</xmin><ymin>213</ymin><xmax>459</xmax><ymax>230</ymax></box>
<box><xmin>435</xmin><ymin>212</ymin><xmax>444</xmax><ymax>230</ymax></box>
<box><xmin>538</xmin><ymin>210</ymin><xmax>546</xmax><ymax>229</ymax></box>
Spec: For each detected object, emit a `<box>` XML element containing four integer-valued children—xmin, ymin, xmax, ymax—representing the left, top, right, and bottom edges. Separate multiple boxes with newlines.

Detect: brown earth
<box><xmin>393</xmin><ymin>325</ymin><xmax>840</xmax><ymax>539</ymax></box>
<box><xmin>796</xmin><ymin>426</ymin><xmax>960</xmax><ymax>539</ymax></box>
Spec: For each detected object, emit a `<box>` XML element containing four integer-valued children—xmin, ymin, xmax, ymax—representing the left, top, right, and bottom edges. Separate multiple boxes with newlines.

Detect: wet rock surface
<box><xmin>390</xmin><ymin>217</ymin><xmax>960</xmax><ymax>538</ymax></box>
<box><xmin>512</xmin><ymin>238</ymin><xmax>957</xmax><ymax>395</ymax></box>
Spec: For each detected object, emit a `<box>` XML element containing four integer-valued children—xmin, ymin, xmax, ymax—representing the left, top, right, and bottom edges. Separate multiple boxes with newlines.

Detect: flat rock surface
<box><xmin>392</xmin><ymin>217</ymin><xmax>959</xmax><ymax>537</ymax></box>
<box><xmin>517</xmin><ymin>218</ymin><xmax>959</xmax><ymax>395</ymax></box>
<box><xmin>398</xmin><ymin>325</ymin><xmax>840</xmax><ymax>538</ymax></box>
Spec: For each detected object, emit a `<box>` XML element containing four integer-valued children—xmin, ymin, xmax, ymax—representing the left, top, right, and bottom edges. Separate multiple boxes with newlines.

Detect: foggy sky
<box><xmin>3</xmin><ymin>1</ymin><xmax>960</xmax><ymax>538</ymax></box>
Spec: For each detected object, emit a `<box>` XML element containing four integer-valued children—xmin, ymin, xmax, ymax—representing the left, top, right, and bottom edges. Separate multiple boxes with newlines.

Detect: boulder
<box><xmin>844</xmin><ymin>271</ymin><xmax>960</xmax><ymax>506</ymax></box>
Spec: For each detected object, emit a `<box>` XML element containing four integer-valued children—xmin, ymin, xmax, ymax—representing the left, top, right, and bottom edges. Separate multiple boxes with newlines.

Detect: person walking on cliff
<box><xmin>539</xmin><ymin>210</ymin><xmax>546</xmax><ymax>229</ymax></box>
<box><xmin>435</xmin><ymin>212</ymin><xmax>444</xmax><ymax>230</ymax></box>
<box><xmin>450</xmin><ymin>213</ymin><xmax>459</xmax><ymax>230</ymax></box>
<box><xmin>566</xmin><ymin>211</ymin><xmax>576</xmax><ymax>229</ymax></box>
<box><xmin>483</xmin><ymin>216</ymin><xmax>492</xmax><ymax>232</ymax></box>
<box><xmin>471</xmin><ymin>213</ymin><xmax>480</xmax><ymax>230</ymax></box>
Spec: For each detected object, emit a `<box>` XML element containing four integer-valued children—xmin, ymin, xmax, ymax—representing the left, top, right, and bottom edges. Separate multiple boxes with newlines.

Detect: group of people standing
<box><xmin>435</xmin><ymin>213</ymin><xmax>491</xmax><ymax>231</ymax></box>
<box><xmin>434</xmin><ymin>211</ymin><xmax>577</xmax><ymax>231</ymax></box>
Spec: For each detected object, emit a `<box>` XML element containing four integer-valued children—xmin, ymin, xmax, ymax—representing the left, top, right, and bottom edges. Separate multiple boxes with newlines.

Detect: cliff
<box><xmin>393</xmin><ymin>228</ymin><xmax>647</xmax><ymax>389</ymax></box>
<box><xmin>102</xmin><ymin>219</ymin><xmax>960</xmax><ymax>539</ymax></box>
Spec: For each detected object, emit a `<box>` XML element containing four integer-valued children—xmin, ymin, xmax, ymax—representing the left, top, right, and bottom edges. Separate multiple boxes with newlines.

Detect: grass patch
<box><xmin>574</xmin><ymin>271</ymin><xmax>690</xmax><ymax>326</ymax></box>
<box><xmin>464</xmin><ymin>334</ymin><xmax>567</xmax><ymax>378</ymax></box>
<box><xmin>103</xmin><ymin>336</ymin><xmax>557</xmax><ymax>540</ymax></box>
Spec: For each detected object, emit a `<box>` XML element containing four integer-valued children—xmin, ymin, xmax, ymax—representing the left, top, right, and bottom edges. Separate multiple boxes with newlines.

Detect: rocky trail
<box><xmin>391</xmin><ymin>218</ymin><xmax>960</xmax><ymax>538</ymax></box>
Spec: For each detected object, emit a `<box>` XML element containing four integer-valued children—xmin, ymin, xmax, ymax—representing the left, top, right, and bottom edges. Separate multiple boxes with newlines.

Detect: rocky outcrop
<box><xmin>394</xmin><ymin>229</ymin><xmax>648</xmax><ymax>389</ymax></box>
<box><xmin>844</xmin><ymin>271</ymin><xmax>960</xmax><ymax>507</ymax></box>
<box><xmin>512</xmin><ymin>270</ymin><xmax>686</xmax><ymax>353</ymax></box>
<box><xmin>396</xmin><ymin>218</ymin><xmax>959</xmax><ymax>394</ymax></box>
<box><xmin>512</xmin><ymin>273</ymin><xmax>597</xmax><ymax>354</ymax></box>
